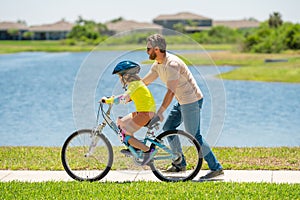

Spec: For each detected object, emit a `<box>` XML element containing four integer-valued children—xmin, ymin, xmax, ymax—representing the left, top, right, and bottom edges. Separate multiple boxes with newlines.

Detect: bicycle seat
<box><xmin>145</xmin><ymin>115</ymin><xmax>160</xmax><ymax>128</ymax></box>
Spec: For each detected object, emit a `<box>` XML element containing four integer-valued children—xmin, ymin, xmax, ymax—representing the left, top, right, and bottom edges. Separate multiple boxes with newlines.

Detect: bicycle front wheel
<box><xmin>150</xmin><ymin>130</ymin><xmax>202</xmax><ymax>182</ymax></box>
<box><xmin>61</xmin><ymin>129</ymin><xmax>113</xmax><ymax>181</ymax></box>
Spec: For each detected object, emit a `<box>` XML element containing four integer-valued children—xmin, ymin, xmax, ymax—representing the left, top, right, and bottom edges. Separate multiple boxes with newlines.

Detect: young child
<box><xmin>101</xmin><ymin>60</ymin><xmax>156</xmax><ymax>165</ymax></box>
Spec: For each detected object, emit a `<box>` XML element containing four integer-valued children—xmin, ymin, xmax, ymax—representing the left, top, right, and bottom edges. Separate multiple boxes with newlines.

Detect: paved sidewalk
<box><xmin>0</xmin><ymin>170</ymin><xmax>299</xmax><ymax>183</ymax></box>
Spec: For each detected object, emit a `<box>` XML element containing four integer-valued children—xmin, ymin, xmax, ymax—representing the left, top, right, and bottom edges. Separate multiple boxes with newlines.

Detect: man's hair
<box><xmin>147</xmin><ymin>34</ymin><xmax>167</xmax><ymax>53</ymax></box>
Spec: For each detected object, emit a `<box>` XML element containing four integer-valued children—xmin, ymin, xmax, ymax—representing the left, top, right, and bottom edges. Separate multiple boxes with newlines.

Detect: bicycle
<box><xmin>61</xmin><ymin>101</ymin><xmax>203</xmax><ymax>182</ymax></box>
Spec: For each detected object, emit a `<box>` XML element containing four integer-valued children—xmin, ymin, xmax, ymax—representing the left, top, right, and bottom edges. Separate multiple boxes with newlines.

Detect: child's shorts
<box><xmin>132</xmin><ymin>112</ymin><xmax>155</xmax><ymax>127</ymax></box>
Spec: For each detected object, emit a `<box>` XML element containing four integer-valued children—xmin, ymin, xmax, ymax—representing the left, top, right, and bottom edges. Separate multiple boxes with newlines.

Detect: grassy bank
<box><xmin>182</xmin><ymin>50</ymin><xmax>300</xmax><ymax>83</ymax></box>
<box><xmin>0</xmin><ymin>40</ymin><xmax>231</xmax><ymax>54</ymax></box>
<box><xmin>1</xmin><ymin>41</ymin><xmax>299</xmax><ymax>83</ymax></box>
<box><xmin>0</xmin><ymin>147</ymin><xmax>299</xmax><ymax>171</ymax></box>
<box><xmin>0</xmin><ymin>40</ymin><xmax>95</xmax><ymax>53</ymax></box>
<box><xmin>1</xmin><ymin>181</ymin><xmax>299</xmax><ymax>200</ymax></box>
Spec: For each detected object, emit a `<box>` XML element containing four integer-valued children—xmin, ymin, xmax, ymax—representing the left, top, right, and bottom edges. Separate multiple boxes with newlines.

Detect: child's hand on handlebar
<box><xmin>100</xmin><ymin>97</ymin><xmax>107</xmax><ymax>103</ymax></box>
<box><xmin>100</xmin><ymin>96</ymin><xmax>114</xmax><ymax>104</ymax></box>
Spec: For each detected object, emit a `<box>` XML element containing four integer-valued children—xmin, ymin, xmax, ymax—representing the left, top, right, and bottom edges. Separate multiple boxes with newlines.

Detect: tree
<box><xmin>7</xmin><ymin>29</ymin><xmax>19</xmax><ymax>40</ymax></box>
<box><xmin>110</xmin><ymin>17</ymin><xmax>123</xmax><ymax>23</ymax></box>
<box><xmin>283</xmin><ymin>23</ymin><xmax>300</xmax><ymax>49</ymax></box>
<box><xmin>23</xmin><ymin>31</ymin><xmax>34</xmax><ymax>40</ymax></box>
<box><xmin>67</xmin><ymin>16</ymin><xmax>108</xmax><ymax>42</ymax></box>
<box><xmin>17</xmin><ymin>20</ymin><xmax>27</xmax><ymax>25</ymax></box>
<box><xmin>173</xmin><ymin>23</ymin><xmax>185</xmax><ymax>33</ymax></box>
<box><xmin>268</xmin><ymin>12</ymin><xmax>283</xmax><ymax>28</ymax></box>
<box><xmin>207</xmin><ymin>26</ymin><xmax>241</xmax><ymax>43</ymax></box>
<box><xmin>186</xmin><ymin>20</ymin><xmax>198</xmax><ymax>27</ymax></box>
<box><xmin>242</xmin><ymin>21</ymin><xmax>300</xmax><ymax>53</ymax></box>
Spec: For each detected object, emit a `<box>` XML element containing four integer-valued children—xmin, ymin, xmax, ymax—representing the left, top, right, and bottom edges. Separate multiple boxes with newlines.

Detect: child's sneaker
<box><xmin>120</xmin><ymin>149</ymin><xmax>133</xmax><ymax>157</ymax></box>
<box><xmin>141</xmin><ymin>148</ymin><xmax>155</xmax><ymax>165</ymax></box>
<box><xmin>120</xmin><ymin>147</ymin><xmax>140</xmax><ymax>157</ymax></box>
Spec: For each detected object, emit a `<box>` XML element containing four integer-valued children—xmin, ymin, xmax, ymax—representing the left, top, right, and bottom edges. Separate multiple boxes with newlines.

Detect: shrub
<box><xmin>283</xmin><ymin>23</ymin><xmax>300</xmax><ymax>49</ymax></box>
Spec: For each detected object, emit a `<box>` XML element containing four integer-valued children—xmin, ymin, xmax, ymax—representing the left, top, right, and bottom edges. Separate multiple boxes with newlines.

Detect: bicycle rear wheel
<box><xmin>150</xmin><ymin>130</ymin><xmax>202</xmax><ymax>182</ymax></box>
<box><xmin>61</xmin><ymin>129</ymin><xmax>113</xmax><ymax>181</ymax></box>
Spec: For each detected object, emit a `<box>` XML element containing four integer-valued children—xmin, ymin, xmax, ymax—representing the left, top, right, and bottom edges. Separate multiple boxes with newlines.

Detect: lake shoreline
<box><xmin>1</xmin><ymin>41</ymin><xmax>299</xmax><ymax>83</ymax></box>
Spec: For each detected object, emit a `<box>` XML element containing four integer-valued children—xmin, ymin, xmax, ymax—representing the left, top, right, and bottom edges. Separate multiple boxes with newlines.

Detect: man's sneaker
<box><xmin>200</xmin><ymin>169</ymin><xmax>224</xmax><ymax>179</ymax></box>
<box><xmin>165</xmin><ymin>164</ymin><xmax>186</xmax><ymax>172</ymax></box>
<box><xmin>141</xmin><ymin>148</ymin><xmax>155</xmax><ymax>165</ymax></box>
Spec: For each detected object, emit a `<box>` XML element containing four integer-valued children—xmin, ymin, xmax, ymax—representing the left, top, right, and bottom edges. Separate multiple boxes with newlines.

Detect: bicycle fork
<box><xmin>85</xmin><ymin>123</ymin><xmax>105</xmax><ymax>157</ymax></box>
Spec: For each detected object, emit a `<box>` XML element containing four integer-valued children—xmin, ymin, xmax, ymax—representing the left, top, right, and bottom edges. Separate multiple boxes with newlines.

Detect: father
<box><xmin>142</xmin><ymin>34</ymin><xmax>223</xmax><ymax>179</ymax></box>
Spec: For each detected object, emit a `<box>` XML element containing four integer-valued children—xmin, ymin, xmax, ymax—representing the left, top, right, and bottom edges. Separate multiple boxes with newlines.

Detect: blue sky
<box><xmin>0</xmin><ymin>0</ymin><xmax>299</xmax><ymax>25</ymax></box>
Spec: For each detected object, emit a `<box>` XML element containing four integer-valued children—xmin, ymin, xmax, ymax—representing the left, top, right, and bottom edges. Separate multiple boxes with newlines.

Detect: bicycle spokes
<box><xmin>61</xmin><ymin>130</ymin><xmax>113</xmax><ymax>181</ymax></box>
<box><xmin>150</xmin><ymin>130</ymin><xmax>202</xmax><ymax>182</ymax></box>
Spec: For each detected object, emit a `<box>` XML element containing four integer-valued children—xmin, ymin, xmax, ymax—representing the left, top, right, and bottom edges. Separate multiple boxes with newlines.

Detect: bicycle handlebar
<box><xmin>99</xmin><ymin>100</ymin><xmax>160</xmax><ymax>129</ymax></box>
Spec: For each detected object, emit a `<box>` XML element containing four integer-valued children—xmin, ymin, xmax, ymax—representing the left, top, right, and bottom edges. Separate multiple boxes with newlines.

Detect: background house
<box><xmin>29</xmin><ymin>20</ymin><xmax>74</xmax><ymax>40</ymax></box>
<box><xmin>153</xmin><ymin>12</ymin><xmax>213</xmax><ymax>34</ymax></box>
<box><xmin>153</xmin><ymin>12</ymin><xmax>260</xmax><ymax>34</ymax></box>
<box><xmin>106</xmin><ymin>20</ymin><xmax>163</xmax><ymax>35</ymax></box>
<box><xmin>213</xmin><ymin>19</ymin><xmax>260</xmax><ymax>29</ymax></box>
<box><xmin>0</xmin><ymin>12</ymin><xmax>260</xmax><ymax>40</ymax></box>
<box><xmin>0</xmin><ymin>21</ymin><xmax>28</xmax><ymax>40</ymax></box>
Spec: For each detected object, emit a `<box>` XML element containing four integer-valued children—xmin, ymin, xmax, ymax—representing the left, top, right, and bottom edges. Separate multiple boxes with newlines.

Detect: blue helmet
<box><xmin>112</xmin><ymin>60</ymin><xmax>140</xmax><ymax>75</ymax></box>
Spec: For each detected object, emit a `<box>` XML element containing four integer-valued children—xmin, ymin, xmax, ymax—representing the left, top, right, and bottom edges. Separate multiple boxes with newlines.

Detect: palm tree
<box><xmin>268</xmin><ymin>12</ymin><xmax>283</xmax><ymax>28</ymax></box>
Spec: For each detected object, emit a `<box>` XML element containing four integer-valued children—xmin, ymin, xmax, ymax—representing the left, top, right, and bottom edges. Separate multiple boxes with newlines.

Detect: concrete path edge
<box><xmin>0</xmin><ymin>170</ymin><xmax>300</xmax><ymax>183</ymax></box>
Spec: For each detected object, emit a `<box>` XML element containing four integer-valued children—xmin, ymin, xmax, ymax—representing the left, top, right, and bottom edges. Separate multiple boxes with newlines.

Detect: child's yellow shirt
<box><xmin>126</xmin><ymin>81</ymin><xmax>156</xmax><ymax>113</ymax></box>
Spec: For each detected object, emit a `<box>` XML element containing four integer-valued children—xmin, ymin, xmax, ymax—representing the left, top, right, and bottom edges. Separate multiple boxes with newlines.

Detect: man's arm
<box><xmin>142</xmin><ymin>69</ymin><xmax>158</xmax><ymax>86</ymax></box>
<box><xmin>157</xmin><ymin>79</ymin><xmax>178</xmax><ymax>121</ymax></box>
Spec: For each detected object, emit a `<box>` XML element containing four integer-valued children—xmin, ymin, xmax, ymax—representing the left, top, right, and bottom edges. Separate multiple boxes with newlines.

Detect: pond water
<box><xmin>0</xmin><ymin>51</ymin><xmax>299</xmax><ymax>147</ymax></box>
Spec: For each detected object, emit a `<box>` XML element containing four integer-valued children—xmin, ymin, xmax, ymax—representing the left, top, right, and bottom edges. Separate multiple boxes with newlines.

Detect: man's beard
<box><xmin>149</xmin><ymin>51</ymin><xmax>157</xmax><ymax>60</ymax></box>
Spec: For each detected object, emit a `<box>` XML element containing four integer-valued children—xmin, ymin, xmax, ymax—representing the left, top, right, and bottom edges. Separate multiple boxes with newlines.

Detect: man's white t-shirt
<box><xmin>150</xmin><ymin>52</ymin><xmax>203</xmax><ymax>105</ymax></box>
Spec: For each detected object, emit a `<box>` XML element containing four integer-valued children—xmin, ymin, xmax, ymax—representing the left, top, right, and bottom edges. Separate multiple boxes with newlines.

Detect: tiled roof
<box><xmin>154</xmin><ymin>12</ymin><xmax>211</xmax><ymax>21</ymax></box>
<box><xmin>29</xmin><ymin>20</ymin><xmax>74</xmax><ymax>32</ymax></box>
<box><xmin>213</xmin><ymin>20</ymin><xmax>260</xmax><ymax>29</ymax></box>
<box><xmin>0</xmin><ymin>21</ymin><xmax>28</xmax><ymax>30</ymax></box>
<box><xmin>106</xmin><ymin>20</ymin><xmax>163</xmax><ymax>33</ymax></box>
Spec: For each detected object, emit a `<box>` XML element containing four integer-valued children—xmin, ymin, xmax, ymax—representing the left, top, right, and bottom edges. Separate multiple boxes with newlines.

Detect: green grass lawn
<box><xmin>0</xmin><ymin>146</ymin><xmax>299</xmax><ymax>170</ymax></box>
<box><xmin>0</xmin><ymin>40</ymin><xmax>231</xmax><ymax>53</ymax></box>
<box><xmin>0</xmin><ymin>40</ymin><xmax>95</xmax><ymax>53</ymax></box>
<box><xmin>1</xmin><ymin>181</ymin><xmax>299</xmax><ymax>200</ymax></box>
<box><xmin>0</xmin><ymin>146</ymin><xmax>299</xmax><ymax>199</ymax></box>
<box><xmin>181</xmin><ymin>51</ymin><xmax>300</xmax><ymax>83</ymax></box>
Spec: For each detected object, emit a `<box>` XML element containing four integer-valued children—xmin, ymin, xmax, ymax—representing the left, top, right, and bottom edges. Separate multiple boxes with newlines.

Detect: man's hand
<box><xmin>156</xmin><ymin>88</ymin><xmax>175</xmax><ymax>122</ymax></box>
<box><xmin>157</xmin><ymin>112</ymin><xmax>164</xmax><ymax>122</ymax></box>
